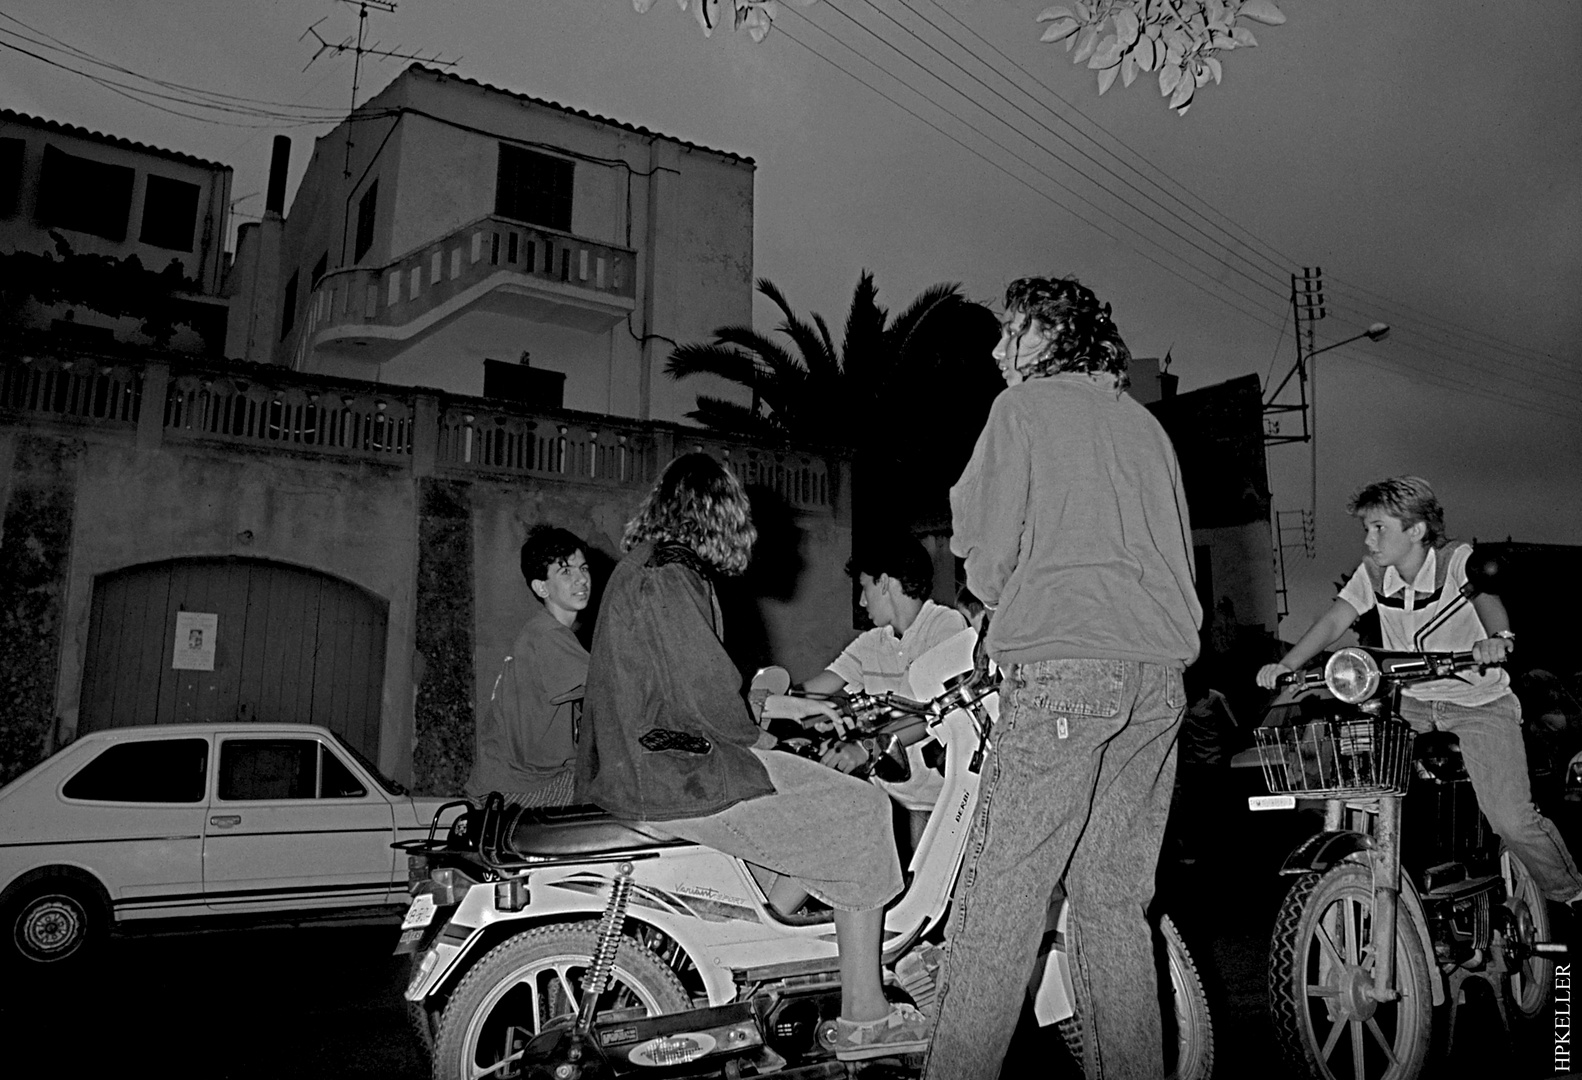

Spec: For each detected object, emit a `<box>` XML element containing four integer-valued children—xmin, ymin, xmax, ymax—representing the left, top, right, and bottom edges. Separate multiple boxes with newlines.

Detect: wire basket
<box><xmin>1253</xmin><ymin>717</ymin><xmax>1415</xmax><ymax>798</ymax></box>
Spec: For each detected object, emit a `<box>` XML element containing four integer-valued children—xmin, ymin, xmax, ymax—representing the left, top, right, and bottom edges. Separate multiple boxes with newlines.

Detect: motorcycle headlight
<box><xmin>1325</xmin><ymin>648</ymin><xmax>1381</xmax><ymax>704</ymax></box>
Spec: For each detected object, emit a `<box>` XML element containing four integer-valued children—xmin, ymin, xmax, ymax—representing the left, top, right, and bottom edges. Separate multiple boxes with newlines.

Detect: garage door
<box><xmin>77</xmin><ymin>558</ymin><xmax>386</xmax><ymax>759</ymax></box>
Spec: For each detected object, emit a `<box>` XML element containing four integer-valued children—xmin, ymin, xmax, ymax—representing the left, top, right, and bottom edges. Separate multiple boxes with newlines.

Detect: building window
<box><xmin>310</xmin><ymin>251</ymin><xmax>328</xmax><ymax>287</ymax></box>
<box><xmin>281</xmin><ymin>270</ymin><xmax>299</xmax><ymax>340</ymax></box>
<box><xmin>495</xmin><ymin>144</ymin><xmax>572</xmax><ymax>232</ymax></box>
<box><xmin>139</xmin><ymin>173</ymin><xmax>201</xmax><ymax>252</ymax></box>
<box><xmin>0</xmin><ymin>137</ymin><xmax>23</xmax><ymax>219</ymax></box>
<box><xmin>38</xmin><ymin>144</ymin><xmax>135</xmax><ymax>242</ymax></box>
<box><xmin>354</xmin><ymin>180</ymin><xmax>378</xmax><ymax>261</ymax></box>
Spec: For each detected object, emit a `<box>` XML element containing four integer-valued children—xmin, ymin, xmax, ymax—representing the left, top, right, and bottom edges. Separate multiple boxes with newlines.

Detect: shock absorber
<box><xmin>576</xmin><ymin>861</ymin><xmax>635</xmax><ymax>1037</ymax></box>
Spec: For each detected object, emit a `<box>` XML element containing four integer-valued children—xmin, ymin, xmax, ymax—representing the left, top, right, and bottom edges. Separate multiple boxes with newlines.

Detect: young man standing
<box><xmin>467</xmin><ymin>525</ymin><xmax>592</xmax><ymax>807</ymax></box>
<box><xmin>927</xmin><ymin>276</ymin><xmax>1201</xmax><ymax>1080</ymax></box>
<box><xmin>1257</xmin><ymin>475</ymin><xmax>1582</xmax><ymax>903</ymax></box>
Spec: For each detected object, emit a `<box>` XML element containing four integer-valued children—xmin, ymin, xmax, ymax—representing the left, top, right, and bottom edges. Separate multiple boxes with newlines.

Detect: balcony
<box><xmin>304</xmin><ymin>215</ymin><xmax>638</xmax><ymax>362</ymax></box>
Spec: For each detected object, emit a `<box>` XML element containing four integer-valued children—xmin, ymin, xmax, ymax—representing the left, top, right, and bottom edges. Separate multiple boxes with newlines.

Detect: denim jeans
<box><xmin>922</xmin><ymin>659</ymin><xmax>1184</xmax><ymax>1080</ymax></box>
<box><xmin>1398</xmin><ymin>692</ymin><xmax>1582</xmax><ymax>901</ymax></box>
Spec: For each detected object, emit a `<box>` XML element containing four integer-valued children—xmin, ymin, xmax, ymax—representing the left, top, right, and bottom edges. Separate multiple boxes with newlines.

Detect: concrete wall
<box><xmin>51</xmin><ymin>438</ymin><xmax>419</xmax><ymax>782</ymax></box>
<box><xmin>0</xmin><ymin>357</ymin><xmax>854</xmax><ymax>790</ymax></box>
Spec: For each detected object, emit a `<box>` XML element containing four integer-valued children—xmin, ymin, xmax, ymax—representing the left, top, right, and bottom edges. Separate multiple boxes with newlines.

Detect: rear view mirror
<box><xmin>750</xmin><ymin>666</ymin><xmax>791</xmax><ymax>695</ymax></box>
<box><xmin>1464</xmin><ymin>547</ymin><xmax>1508</xmax><ymax>598</ymax></box>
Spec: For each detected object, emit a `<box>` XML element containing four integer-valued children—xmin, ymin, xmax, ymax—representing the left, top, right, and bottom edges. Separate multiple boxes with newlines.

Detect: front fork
<box><xmin>1324</xmin><ymin>795</ymin><xmax>1404</xmax><ymax>1002</ymax></box>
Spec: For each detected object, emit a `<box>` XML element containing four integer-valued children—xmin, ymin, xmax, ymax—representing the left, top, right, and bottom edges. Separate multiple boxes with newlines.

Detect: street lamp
<box><xmin>1309</xmin><ymin>322</ymin><xmax>1390</xmax><ymax>516</ymax></box>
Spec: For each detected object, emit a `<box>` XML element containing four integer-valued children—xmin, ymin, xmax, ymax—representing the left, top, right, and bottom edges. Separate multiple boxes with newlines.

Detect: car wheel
<box><xmin>5</xmin><ymin>878</ymin><xmax>103</xmax><ymax>966</ymax></box>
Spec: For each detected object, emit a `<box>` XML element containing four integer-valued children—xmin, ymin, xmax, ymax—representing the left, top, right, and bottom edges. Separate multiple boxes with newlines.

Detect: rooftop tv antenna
<box><xmin>301</xmin><ymin>0</ymin><xmax>460</xmax><ymax>177</ymax></box>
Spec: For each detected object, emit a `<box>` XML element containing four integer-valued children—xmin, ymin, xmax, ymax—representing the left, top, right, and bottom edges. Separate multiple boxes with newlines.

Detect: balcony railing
<box><xmin>0</xmin><ymin>347</ymin><xmax>842</xmax><ymax>516</ymax></box>
<box><xmin>302</xmin><ymin>214</ymin><xmax>638</xmax><ymax>360</ymax></box>
<box><xmin>0</xmin><ymin>353</ymin><xmax>142</xmax><ymax>427</ymax></box>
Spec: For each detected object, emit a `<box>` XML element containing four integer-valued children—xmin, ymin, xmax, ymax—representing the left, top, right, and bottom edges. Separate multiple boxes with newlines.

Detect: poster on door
<box><xmin>172</xmin><ymin>611</ymin><xmax>219</xmax><ymax>671</ymax></box>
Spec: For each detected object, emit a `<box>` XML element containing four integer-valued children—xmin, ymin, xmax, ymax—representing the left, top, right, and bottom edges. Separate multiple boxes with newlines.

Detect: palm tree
<box><xmin>665</xmin><ymin>272</ymin><xmax>1001</xmax><ymax>531</ymax></box>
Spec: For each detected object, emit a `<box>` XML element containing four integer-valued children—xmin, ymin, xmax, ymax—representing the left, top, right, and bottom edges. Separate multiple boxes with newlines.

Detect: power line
<box><xmin>779</xmin><ymin>7</ymin><xmax>1291</xmax><ymax>335</ymax></box>
<box><xmin>899</xmin><ymin>0</ymin><xmax>1579</xmax><ymax>385</ymax></box>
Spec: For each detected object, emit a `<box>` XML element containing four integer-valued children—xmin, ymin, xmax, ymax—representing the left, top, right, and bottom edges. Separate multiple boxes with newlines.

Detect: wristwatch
<box><xmin>1493</xmin><ymin>630</ymin><xmax>1516</xmax><ymax>643</ymax></box>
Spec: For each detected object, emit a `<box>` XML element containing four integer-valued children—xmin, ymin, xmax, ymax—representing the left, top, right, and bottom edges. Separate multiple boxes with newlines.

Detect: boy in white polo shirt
<box><xmin>785</xmin><ymin>535</ymin><xmax>966</xmax><ymax>836</ymax></box>
<box><xmin>1257</xmin><ymin>475</ymin><xmax>1582</xmax><ymax>902</ymax></box>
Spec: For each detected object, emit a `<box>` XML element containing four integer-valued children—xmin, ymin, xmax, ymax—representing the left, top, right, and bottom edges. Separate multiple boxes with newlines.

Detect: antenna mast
<box><xmin>301</xmin><ymin>0</ymin><xmax>460</xmax><ymax>178</ymax></box>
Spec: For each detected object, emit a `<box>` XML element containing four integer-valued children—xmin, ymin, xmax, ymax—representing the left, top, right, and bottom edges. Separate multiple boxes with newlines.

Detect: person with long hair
<box><xmin>577</xmin><ymin>453</ymin><xmax>931</xmax><ymax>1061</ymax></box>
<box><xmin>928</xmin><ymin>277</ymin><xmax>1202</xmax><ymax>1080</ymax></box>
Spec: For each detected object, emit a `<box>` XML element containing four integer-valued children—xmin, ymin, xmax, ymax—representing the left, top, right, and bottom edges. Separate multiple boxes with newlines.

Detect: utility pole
<box><xmin>301</xmin><ymin>0</ymin><xmax>459</xmax><ymax>179</ymax></box>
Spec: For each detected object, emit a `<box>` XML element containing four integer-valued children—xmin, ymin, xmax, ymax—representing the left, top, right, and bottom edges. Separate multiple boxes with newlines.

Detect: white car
<box><xmin>0</xmin><ymin>723</ymin><xmax>463</xmax><ymax>967</ymax></box>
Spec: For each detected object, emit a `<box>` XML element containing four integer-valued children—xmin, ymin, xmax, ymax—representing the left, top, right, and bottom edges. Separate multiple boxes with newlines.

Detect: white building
<box><xmin>230</xmin><ymin>65</ymin><xmax>755</xmax><ymax>423</ymax></box>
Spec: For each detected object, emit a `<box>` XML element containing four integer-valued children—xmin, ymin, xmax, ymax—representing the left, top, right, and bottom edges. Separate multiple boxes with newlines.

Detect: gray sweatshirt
<box><xmin>949</xmin><ymin>373</ymin><xmax>1202</xmax><ymax>669</ymax></box>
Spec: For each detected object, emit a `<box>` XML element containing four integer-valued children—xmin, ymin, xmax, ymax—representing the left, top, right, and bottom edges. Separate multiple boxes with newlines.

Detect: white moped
<box><xmin>399</xmin><ymin>629</ymin><xmax>1213</xmax><ymax>1079</ymax></box>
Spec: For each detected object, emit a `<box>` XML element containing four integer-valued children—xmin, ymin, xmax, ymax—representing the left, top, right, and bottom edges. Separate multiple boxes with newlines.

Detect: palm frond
<box><xmin>665</xmin><ymin>342</ymin><xmax>763</xmax><ymax>385</ymax></box>
<box><xmin>684</xmin><ymin>395</ymin><xmax>777</xmax><ymax>436</ymax></box>
<box><xmin>886</xmin><ymin>282</ymin><xmax>967</xmax><ymax>356</ymax></box>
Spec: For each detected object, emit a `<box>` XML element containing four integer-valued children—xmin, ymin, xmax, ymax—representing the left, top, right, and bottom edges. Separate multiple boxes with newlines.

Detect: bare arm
<box><xmin>1470</xmin><ymin>591</ymin><xmax>1515</xmax><ymax>665</ymax></box>
<box><xmin>1255</xmin><ymin>599</ymin><xmax>1360</xmax><ymax>688</ymax></box>
<box><xmin>800</xmin><ymin>669</ymin><xmax>848</xmax><ymax>695</ymax></box>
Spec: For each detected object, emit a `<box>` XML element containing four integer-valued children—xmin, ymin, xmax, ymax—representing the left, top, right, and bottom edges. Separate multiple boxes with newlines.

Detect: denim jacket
<box><xmin>577</xmin><ymin>541</ymin><xmax>775</xmax><ymax>821</ymax></box>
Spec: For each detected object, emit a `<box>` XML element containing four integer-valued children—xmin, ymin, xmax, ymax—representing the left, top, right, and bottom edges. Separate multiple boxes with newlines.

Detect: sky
<box><xmin>4</xmin><ymin>0</ymin><xmax>1579</xmax><ymax>641</ymax></box>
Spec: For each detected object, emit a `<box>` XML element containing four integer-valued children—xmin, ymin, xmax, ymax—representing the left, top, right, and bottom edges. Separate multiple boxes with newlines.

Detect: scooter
<box><xmin>398</xmin><ymin>628</ymin><xmax>1213</xmax><ymax>1079</ymax></box>
<box><xmin>1245</xmin><ymin>646</ymin><xmax>1569</xmax><ymax>1080</ymax></box>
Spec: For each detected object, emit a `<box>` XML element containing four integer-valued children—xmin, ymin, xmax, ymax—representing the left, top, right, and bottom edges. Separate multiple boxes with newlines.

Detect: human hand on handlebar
<box><xmin>1472</xmin><ymin>636</ymin><xmax>1513</xmax><ymax>666</ymax></box>
<box><xmin>1256</xmin><ymin>663</ymin><xmax>1294</xmax><ymax>690</ymax></box>
<box><xmin>820</xmin><ymin>741</ymin><xmax>869</xmax><ymax>774</ymax></box>
<box><xmin>761</xmin><ymin>694</ymin><xmax>844</xmax><ymax>730</ymax></box>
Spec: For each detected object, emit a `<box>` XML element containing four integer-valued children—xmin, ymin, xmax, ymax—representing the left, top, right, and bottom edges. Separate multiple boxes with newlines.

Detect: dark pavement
<box><xmin>4</xmin><ymin>782</ymin><xmax>1576</xmax><ymax>1079</ymax></box>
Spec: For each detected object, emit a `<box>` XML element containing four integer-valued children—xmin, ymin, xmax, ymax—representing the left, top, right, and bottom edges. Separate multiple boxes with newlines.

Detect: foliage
<box><xmin>630</xmin><ymin>0</ymin><xmax>817</xmax><ymax>43</ymax></box>
<box><xmin>1037</xmin><ymin>0</ymin><xmax>1286</xmax><ymax>115</ymax></box>
<box><xmin>665</xmin><ymin>273</ymin><xmax>1002</xmax><ymax>526</ymax></box>
<box><xmin>634</xmin><ymin>0</ymin><xmax>1288</xmax><ymax>115</ymax></box>
<box><xmin>0</xmin><ymin>232</ymin><xmax>202</xmax><ymax>346</ymax></box>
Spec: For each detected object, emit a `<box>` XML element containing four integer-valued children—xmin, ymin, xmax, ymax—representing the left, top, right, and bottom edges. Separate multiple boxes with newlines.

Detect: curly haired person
<box><xmin>927</xmin><ymin>276</ymin><xmax>1202</xmax><ymax>1080</ymax></box>
<box><xmin>577</xmin><ymin>453</ymin><xmax>933</xmax><ymax>1060</ymax></box>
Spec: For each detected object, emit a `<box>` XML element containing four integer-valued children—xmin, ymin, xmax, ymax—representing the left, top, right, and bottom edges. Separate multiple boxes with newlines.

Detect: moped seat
<box><xmin>1414</xmin><ymin>731</ymin><xmax>1468</xmax><ymax>782</ymax></box>
<box><xmin>506</xmin><ymin>804</ymin><xmax>690</xmax><ymax>858</ymax></box>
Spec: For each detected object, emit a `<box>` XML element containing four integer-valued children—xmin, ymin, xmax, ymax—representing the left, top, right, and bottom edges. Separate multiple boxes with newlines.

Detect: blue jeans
<box><xmin>922</xmin><ymin>659</ymin><xmax>1184</xmax><ymax>1080</ymax></box>
<box><xmin>1399</xmin><ymin>692</ymin><xmax>1582</xmax><ymax>901</ymax></box>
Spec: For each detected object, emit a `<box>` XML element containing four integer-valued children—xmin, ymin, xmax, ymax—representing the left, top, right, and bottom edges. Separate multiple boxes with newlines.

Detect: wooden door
<box><xmin>78</xmin><ymin>558</ymin><xmax>387</xmax><ymax>759</ymax></box>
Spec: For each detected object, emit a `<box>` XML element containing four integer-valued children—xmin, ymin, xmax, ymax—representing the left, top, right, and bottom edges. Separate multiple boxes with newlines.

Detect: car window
<box><xmin>219</xmin><ymin>739</ymin><xmax>316</xmax><ymax>800</ymax></box>
<box><xmin>218</xmin><ymin>739</ymin><xmax>370</xmax><ymax>800</ymax></box>
<box><xmin>321</xmin><ymin>745</ymin><xmax>367</xmax><ymax>798</ymax></box>
<box><xmin>62</xmin><ymin>739</ymin><xmax>209</xmax><ymax>803</ymax></box>
<box><xmin>331</xmin><ymin>733</ymin><xmax>406</xmax><ymax>797</ymax></box>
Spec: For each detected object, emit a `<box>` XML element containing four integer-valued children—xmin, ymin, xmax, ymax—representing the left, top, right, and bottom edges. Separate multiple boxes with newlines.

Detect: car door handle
<box><xmin>209</xmin><ymin>815</ymin><xmax>242</xmax><ymax>828</ymax></box>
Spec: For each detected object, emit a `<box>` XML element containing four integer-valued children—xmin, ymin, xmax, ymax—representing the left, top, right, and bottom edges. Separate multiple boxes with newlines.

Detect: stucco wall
<box><xmin>53</xmin><ymin>438</ymin><xmax>419</xmax><ymax>781</ymax></box>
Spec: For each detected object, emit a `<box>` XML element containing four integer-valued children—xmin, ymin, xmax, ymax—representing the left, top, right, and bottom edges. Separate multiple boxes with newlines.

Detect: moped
<box><xmin>398</xmin><ymin>628</ymin><xmax>1214</xmax><ymax>1079</ymax></box>
<box><xmin>1246</xmin><ymin>645</ymin><xmax>1568</xmax><ymax>1080</ymax></box>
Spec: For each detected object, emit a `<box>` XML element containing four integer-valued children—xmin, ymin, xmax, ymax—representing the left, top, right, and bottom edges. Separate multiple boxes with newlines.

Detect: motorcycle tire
<box><xmin>1052</xmin><ymin>913</ymin><xmax>1214</xmax><ymax>1080</ymax></box>
<box><xmin>1499</xmin><ymin>848</ymin><xmax>1554</xmax><ymax>1022</ymax></box>
<box><xmin>430</xmin><ymin>923</ymin><xmax>691</xmax><ymax>1080</ymax></box>
<box><xmin>1269</xmin><ymin>863</ymin><xmax>1434</xmax><ymax>1080</ymax></box>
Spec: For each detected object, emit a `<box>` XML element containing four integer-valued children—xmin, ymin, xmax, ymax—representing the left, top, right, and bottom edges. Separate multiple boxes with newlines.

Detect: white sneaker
<box><xmin>831</xmin><ymin>1002</ymin><xmax>932</xmax><ymax>1061</ymax></box>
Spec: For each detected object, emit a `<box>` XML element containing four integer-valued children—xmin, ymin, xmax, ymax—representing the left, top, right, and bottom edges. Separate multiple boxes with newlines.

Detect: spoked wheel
<box><xmin>1498</xmin><ymin>849</ymin><xmax>1554</xmax><ymax>1021</ymax></box>
<box><xmin>431</xmin><ymin>925</ymin><xmax>691</xmax><ymax>1080</ymax></box>
<box><xmin>1269</xmin><ymin>864</ymin><xmax>1434</xmax><ymax>1080</ymax></box>
<box><xmin>1052</xmin><ymin>913</ymin><xmax>1215</xmax><ymax>1080</ymax></box>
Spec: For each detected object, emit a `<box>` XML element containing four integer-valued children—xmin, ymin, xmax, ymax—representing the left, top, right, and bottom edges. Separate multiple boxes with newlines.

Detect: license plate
<box><xmin>402</xmin><ymin>893</ymin><xmax>437</xmax><ymax>930</ymax></box>
<box><xmin>1249</xmin><ymin>795</ymin><xmax>1297</xmax><ymax>812</ymax></box>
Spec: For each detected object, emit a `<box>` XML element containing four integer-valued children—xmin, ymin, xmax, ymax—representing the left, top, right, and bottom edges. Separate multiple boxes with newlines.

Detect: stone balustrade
<box><xmin>0</xmin><ymin>345</ymin><xmax>843</xmax><ymax>515</ymax></box>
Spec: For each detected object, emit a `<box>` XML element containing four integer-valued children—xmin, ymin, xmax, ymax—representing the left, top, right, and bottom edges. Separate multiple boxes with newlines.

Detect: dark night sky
<box><xmin>5</xmin><ymin>0</ymin><xmax>1578</xmax><ymax>639</ymax></box>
